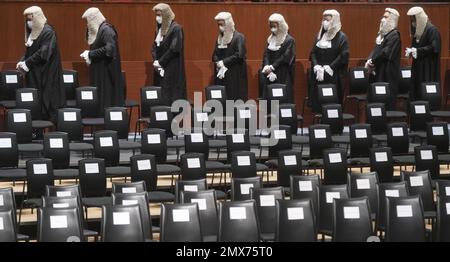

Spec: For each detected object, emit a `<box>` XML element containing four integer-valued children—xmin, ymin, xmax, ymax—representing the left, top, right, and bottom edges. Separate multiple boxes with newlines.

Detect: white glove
<box><xmin>216</xmin><ymin>66</ymin><xmax>228</xmax><ymax>79</ymax></box>
<box><xmin>16</xmin><ymin>61</ymin><xmax>23</xmax><ymax>70</ymax></box>
<box><xmin>323</xmin><ymin>65</ymin><xmax>333</xmax><ymax>77</ymax></box>
<box><xmin>153</xmin><ymin>60</ymin><xmax>161</xmax><ymax>69</ymax></box>
<box><xmin>405</xmin><ymin>47</ymin><xmax>412</xmax><ymax>57</ymax></box>
<box><xmin>80</xmin><ymin>50</ymin><xmax>91</xmax><ymax>65</ymax></box>
<box><xmin>316</xmin><ymin>67</ymin><xmax>324</xmax><ymax>82</ymax></box>
<box><xmin>20</xmin><ymin>62</ymin><xmax>29</xmax><ymax>72</ymax></box>
<box><xmin>313</xmin><ymin>65</ymin><xmax>322</xmax><ymax>74</ymax></box>
<box><xmin>364</xmin><ymin>59</ymin><xmax>374</xmax><ymax>69</ymax></box>
<box><xmin>267</xmin><ymin>72</ymin><xmax>277</xmax><ymax>82</ymax></box>
<box><xmin>262</xmin><ymin>65</ymin><xmax>272</xmax><ymax>74</ymax></box>
<box><xmin>217</xmin><ymin>60</ymin><xmax>225</xmax><ymax>69</ymax></box>
<box><xmin>158</xmin><ymin>68</ymin><xmax>165</xmax><ymax>77</ymax></box>
<box><xmin>410</xmin><ymin>47</ymin><xmax>417</xmax><ymax>59</ymax></box>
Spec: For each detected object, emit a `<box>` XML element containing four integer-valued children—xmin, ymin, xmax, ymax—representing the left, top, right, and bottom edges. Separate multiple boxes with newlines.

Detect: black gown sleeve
<box><xmin>222</xmin><ymin>34</ymin><xmax>246</xmax><ymax>68</ymax></box>
<box><xmin>262</xmin><ymin>45</ymin><xmax>270</xmax><ymax>67</ymax></box>
<box><xmin>88</xmin><ymin>26</ymin><xmax>117</xmax><ymax>59</ymax></box>
<box><xmin>24</xmin><ymin>30</ymin><xmax>56</xmax><ymax>69</ymax></box>
<box><xmin>371</xmin><ymin>32</ymin><xmax>400</xmax><ymax>65</ymax></box>
<box><xmin>272</xmin><ymin>38</ymin><xmax>296</xmax><ymax>70</ymax></box>
<box><xmin>329</xmin><ymin>34</ymin><xmax>349</xmax><ymax>71</ymax></box>
<box><xmin>416</xmin><ymin>27</ymin><xmax>441</xmax><ymax>58</ymax></box>
<box><xmin>151</xmin><ymin>31</ymin><xmax>157</xmax><ymax>61</ymax></box>
<box><xmin>158</xmin><ymin>25</ymin><xmax>183</xmax><ymax>68</ymax></box>
<box><xmin>309</xmin><ymin>42</ymin><xmax>319</xmax><ymax>67</ymax></box>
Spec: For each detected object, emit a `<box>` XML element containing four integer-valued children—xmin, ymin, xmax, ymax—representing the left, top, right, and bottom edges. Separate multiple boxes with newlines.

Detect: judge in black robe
<box><xmin>152</xmin><ymin>3</ymin><xmax>186</xmax><ymax>105</ymax></box>
<box><xmin>406</xmin><ymin>7</ymin><xmax>441</xmax><ymax>100</ymax></box>
<box><xmin>308</xmin><ymin>10</ymin><xmax>349</xmax><ymax>113</ymax></box>
<box><xmin>18</xmin><ymin>6</ymin><xmax>65</xmax><ymax>122</ymax></box>
<box><xmin>259</xmin><ymin>13</ymin><xmax>296</xmax><ymax>101</ymax></box>
<box><xmin>81</xmin><ymin>8</ymin><xmax>124</xmax><ymax>116</ymax></box>
<box><xmin>212</xmin><ymin>12</ymin><xmax>248</xmax><ymax>101</ymax></box>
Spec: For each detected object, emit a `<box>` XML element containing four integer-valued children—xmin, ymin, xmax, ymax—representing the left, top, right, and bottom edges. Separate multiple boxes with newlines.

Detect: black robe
<box><xmin>212</xmin><ymin>31</ymin><xmax>248</xmax><ymax>101</ymax></box>
<box><xmin>152</xmin><ymin>21</ymin><xmax>186</xmax><ymax>105</ymax></box>
<box><xmin>308</xmin><ymin>31</ymin><xmax>349</xmax><ymax>113</ymax></box>
<box><xmin>88</xmin><ymin>22</ymin><xmax>124</xmax><ymax>115</ymax></box>
<box><xmin>368</xmin><ymin>29</ymin><xmax>401</xmax><ymax>109</ymax></box>
<box><xmin>23</xmin><ymin>23</ymin><xmax>65</xmax><ymax>122</ymax></box>
<box><xmin>411</xmin><ymin>22</ymin><xmax>441</xmax><ymax>100</ymax></box>
<box><xmin>259</xmin><ymin>34</ymin><xmax>296</xmax><ymax>101</ymax></box>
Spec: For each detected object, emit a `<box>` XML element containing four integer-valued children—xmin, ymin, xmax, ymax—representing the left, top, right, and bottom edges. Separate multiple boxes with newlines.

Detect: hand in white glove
<box><xmin>323</xmin><ymin>65</ymin><xmax>333</xmax><ymax>77</ymax></box>
<box><xmin>16</xmin><ymin>61</ymin><xmax>23</xmax><ymax>70</ymax></box>
<box><xmin>158</xmin><ymin>68</ymin><xmax>165</xmax><ymax>77</ymax></box>
<box><xmin>364</xmin><ymin>59</ymin><xmax>374</xmax><ymax>69</ymax></box>
<box><xmin>405</xmin><ymin>47</ymin><xmax>412</xmax><ymax>57</ymax></box>
<box><xmin>20</xmin><ymin>62</ymin><xmax>29</xmax><ymax>73</ymax></box>
<box><xmin>267</xmin><ymin>72</ymin><xmax>277</xmax><ymax>82</ymax></box>
<box><xmin>153</xmin><ymin>60</ymin><xmax>161</xmax><ymax>69</ymax></box>
<box><xmin>316</xmin><ymin>67</ymin><xmax>324</xmax><ymax>82</ymax></box>
<box><xmin>313</xmin><ymin>65</ymin><xmax>322</xmax><ymax>74</ymax></box>
<box><xmin>216</xmin><ymin>66</ymin><xmax>228</xmax><ymax>79</ymax></box>
<box><xmin>217</xmin><ymin>60</ymin><xmax>225</xmax><ymax>69</ymax></box>
<box><xmin>410</xmin><ymin>47</ymin><xmax>417</xmax><ymax>59</ymax></box>
<box><xmin>80</xmin><ymin>50</ymin><xmax>91</xmax><ymax>65</ymax></box>
<box><xmin>262</xmin><ymin>65</ymin><xmax>272</xmax><ymax>74</ymax></box>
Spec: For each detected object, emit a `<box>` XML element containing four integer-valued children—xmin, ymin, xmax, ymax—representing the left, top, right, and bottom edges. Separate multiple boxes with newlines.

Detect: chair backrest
<box><xmin>409</xmin><ymin>101</ymin><xmax>432</xmax><ymax>132</ymax></box>
<box><xmin>251</xmin><ymin>187</ymin><xmax>284</xmax><ymax>236</ymax></box>
<box><xmin>233</xmin><ymin>104</ymin><xmax>257</xmax><ymax>135</ymax></box>
<box><xmin>333</xmin><ymin>197</ymin><xmax>373</xmax><ymax>242</ymax></box>
<box><xmin>376</xmin><ymin>182</ymin><xmax>409</xmax><ymax>231</ymax></box>
<box><xmin>268</xmin><ymin>125</ymin><xmax>292</xmax><ymax>158</ymax></box>
<box><xmin>130</xmin><ymin>154</ymin><xmax>158</xmax><ymax>191</ymax></box>
<box><xmin>160</xmin><ymin>203</ymin><xmax>202</xmax><ymax>242</ymax></box>
<box><xmin>435</xmin><ymin>180</ymin><xmax>450</xmax><ymax>242</ymax></box>
<box><xmin>290</xmin><ymin>175</ymin><xmax>320</xmax><ymax>215</ymax></box>
<box><xmin>37</xmin><ymin>207</ymin><xmax>83</xmax><ymax>242</ymax></box>
<box><xmin>43</xmin><ymin>132</ymin><xmax>70</xmax><ymax>169</ymax></box>
<box><xmin>191</xmin><ymin>108</ymin><xmax>211</xmax><ymax>131</ymax></box>
<box><xmin>385</xmin><ymin>195</ymin><xmax>426</xmax><ymax>242</ymax></box>
<box><xmin>140</xmin><ymin>86</ymin><xmax>164</xmax><ymax>118</ymax></box>
<box><xmin>62</xmin><ymin>70</ymin><xmax>79</xmax><ymax>101</ymax></box>
<box><xmin>278</xmin><ymin>103</ymin><xmax>298</xmax><ymax>134</ymax></box>
<box><xmin>56</xmin><ymin>108</ymin><xmax>83</xmax><ymax>142</ymax></box>
<box><xmin>26</xmin><ymin>158</ymin><xmax>54</xmax><ymax>199</ymax></box>
<box><xmin>321</xmin><ymin>104</ymin><xmax>343</xmax><ymax>135</ymax></box>
<box><xmin>218</xmin><ymin>200</ymin><xmax>260</xmax><ymax>242</ymax></box>
<box><xmin>15</xmin><ymin>88</ymin><xmax>41</xmax><ymax>120</ymax></box>
<box><xmin>112</xmin><ymin>181</ymin><xmax>146</xmax><ymax>194</ymax></box>
<box><xmin>349</xmin><ymin>123</ymin><xmax>372</xmax><ymax>158</ymax></box>
<box><xmin>318</xmin><ymin>184</ymin><xmax>349</xmax><ymax>234</ymax></box>
<box><xmin>93</xmin><ymin>130</ymin><xmax>120</xmax><ymax>167</ymax></box>
<box><xmin>180</xmin><ymin>153</ymin><xmax>207</xmax><ymax>181</ymax></box>
<box><xmin>308</xmin><ymin>124</ymin><xmax>333</xmax><ymax>159</ymax></box>
<box><xmin>317</xmin><ymin>83</ymin><xmax>339</xmax><ymax>107</ymax></box>
<box><xmin>181</xmin><ymin>189</ymin><xmax>218</xmax><ymax>240</ymax></box>
<box><xmin>387</xmin><ymin>122</ymin><xmax>409</xmax><ymax>155</ymax></box>
<box><xmin>414</xmin><ymin>145</ymin><xmax>439</xmax><ymax>180</ymax></box>
<box><xmin>366</xmin><ymin>103</ymin><xmax>387</xmax><ymax>135</ymax></box>
<box><xmin>0</xmin><ymin>70</ymin><xmax>23</xmax><ymax>101</ymax></box>
<box><xmin>277</xmin><ymin>150</ymin><xmax>302</xmax><ymax>187</ymax></box>
<box><xmin>0</xmin><ymin>187</ymin><xmax>16</xmax><ymax>213</ymax></box>
<box><xmin>275</xmin><ymin>199</ymin><xmax>316</xmax><ymax>242</ymax></box>
<box><xmin>41</xmin><ymin>196</ymin><xmax>83</xmax><ymax>229</ymax></box>
<box><xmin>226</xmin><ymin>130</ymin><xmax>250</xmax><ymax>161</ymax></box>
<box><xmin>419</xmin><ymin>82</ymin><xmax>441</xmax><ymax>110</ymax></box>
<box><xmin>112</xmin><ymin>192</ymin><xmax>152</xmax><ymax>240</ymax></box>
<box><xmin>426</xmin><ymin>122</ymin><xmax>449</xmax><ymax>153</ymax></box>
<box><xmin>104</xmin><ymin>107</ymin><xmax>129</xmax><ymax>139</ymax></box>
<box><xmin>267</xmin><ymin>83</ymin><xmax>289</xmax><ymax>104</ymax></box>
<box><xmin>184</xmin><ymin>131</ymin><xmax>209</xmax><ymax>157</ymax></box>
<box><xmin>231</xmin><ymin>177</ymin><xmax>262</xmax><ymax>201</ymax></box>
<box><xmin>7</xmin><ymin>109</ymin><xmax>32</xmax><ymax>144</ymax></box>
<box><xmin>323</xmin><ymin>148</ymin><xmax>348</xmax><ymax>185</ymax></box>
<box><xmin>349</xmin><ymin>67</ymin><xmax>369</xmax><ymax>95</ymax></box>
<box><xmin>0</xmin><ymin>209</ymin><xmax>17</xmax><ymax>242</ymax></box>
<box><xmin>398</xmin><ymin>66</ymin><xmax>412</xmax><ymax>94</ymax></box>
<box><xmin>76</xmin><ymin>86</ymin><xmax>99</xmax><ymax>118</ymax></box>
<box><xmin>149</xmin><ymin>106</ymin><xmax>173</xmax><ymax>137</ymax></box>
<box><xmin>369</xmin><ymin>147</ymin><xmax>394</xmax><ymax>183</ymax></box>
<box><xmin>45</xmin><ymin>184</ymin><xmax>81</xmax><ymax>204</ymax></box>
<box><xmin>78</xmin><ymin>158</ymin><xmax>106</xmax><ymax>198</ymax></box>
<box><xmin>368</xmin><ymin>82</ymin><xmax>390</xmax><ymax>105</ymax></box>
<box><xmin>401</xmin><ymin>170</ymin><xmax>435</xmax><ymax>213</ymax></box>
<box><xmin>205</xmin><ymin>85</ymin><xmax>226</xmax><ymax>105</ymax></box>
<box><xmin>0</xmin><ymin>132</ymin><xmax>18</xmax><ymax>168</ymax></box>
<box><xmin>141</xmin><ymin>128</ymin><xmax>168</xmax><ymax>163</ymax></box>
<box><xmin>231</xmin><ymin>151</ymin><xmax>257</xmax><ymax>178</ymax></box>
<box><xmin>101</xmin><ymin>204</ymin><xmax>145</xmax><ymax>242</ymax></box>
<box><xmin>175</xmin><ymin>179</ymin><xmax>207</xmax><ymax>203</ymax></box>
<box><xmin>347</xmin><ymin>172</ymin><xmax>379</xmax><ymax>216</ymax></box>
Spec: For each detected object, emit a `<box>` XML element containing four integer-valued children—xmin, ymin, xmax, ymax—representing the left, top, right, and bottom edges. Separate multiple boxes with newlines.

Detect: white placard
<box><xmin>196</xmin><ymin>113</ymin><xmax>208</xmax><ymax>122</ymax></box>
<box><xmin>85</xmin><ymin>163</ymin><xmax>99</xmax><ymax>174</ymax></box>
<box><xmin>356</xmin><ymin>179</ymin><xmax>371</xmax><ymax>190</ymax></box>
<box><xmin>99</xmin><ymin>137</ymin><xmax>113</xmax><ymax>147</ymax></box>
<box><xmin>343</xmin><ymin>206</ymin><xmax>360</xmax><ymax>219</ymax></box>
<box><xmin>50</xmin><ymin>215</ymin><xmax>68</xmax><ymax>229</ymax></box>
<box><xmin>326</xmin><ymin>192</ymin><xmax>340</xmax><ymax>204</ymax></box>
<box><xmin>110</xmin><ymin>111</ymin><xmax>123</xmax><ymax>121</ymax></box>
<box><xmin>33</xmin><ymin>164</ymin><xmax>47</xmax><ymax>174</ymax></box>
<box><xmin>137</xmin><ymin>159</ymin><xmax>151</xmax><ymax>171</ymax></box>
<box><xmin>425</xmin><ymin>85</ymin><xmax>437</xmax><ymax>93</ymax></box>
<box><xmin>49</xmin><ymin>138</ymin><xmax>63</xmax><ymax>149</ymax></box>
<box><xmin>53</xmin><ymin>203</ymin><xmax>70</xmax><ymax>209</ymax></box>
<box><xmin>21</xmin><ymin>92</ymin><xmax>33</xmax><ymax>102</ymax></box>
<box><xmin>396</xmin><ymin>205</ymin><xmax>413</xmax><ymax>218</ymax></box>
<box><xmin>415</xmin><ymin>105</ymin><xmax>426</xmax><ymax>114</ymax></box>
<box><xmin>0</xmin><ymin>217</ymin><xmax>3</xmax><ymax>230</ymax></box>
<box><xmin>63</xmin><ymin>74</ymin><xmax>74</xmax><ymax>83</ymax></box>
<box><xmin>432</xmin><ymin>126</ymin><xmax>444</xmax><ymax>136</ymax></box>
<box><xmin>385</xmin><ymin>189</ymin><xmax>399</xmax><ymax>197</ymax></box>
<box><xmin>146</xmin><ymin>90</ymin><xmax>158</xmax><ymax>99</ymax></box>
<box><xmin>287</xmin><ymin>207</ymin><xmax>304</xmax><ymax>220</ymax></box>
<box><xmin>239</xmin><ymin>109</ymin><xmax>251</xmax><ymax>119</ymax></box>
<box><xmin>210</xmin><ymin>90</ymin><xmax>222</xmax><ymax>99</ymax></box>
<box><xmin>274</xmin><ymin>130</ymin><xmax>286</xmax><ymax>139</ymax></box>
<box><xmin>240</xmin><ymin>184</ymin><xmax>253</xmax><ymax>195</ymax></box>
<box><xmin>322</xmin><ymin>88</ymin><xmax>333</xmax><ymax>97</ymax></box>
<box><xmin>56</xmin><ymin>191</ymin><xmax>71</xmax><ymax>197</ymax></box>
<box><xmin>375</xmin><ymin>152</ymin><xmax>388</xmax><ymax>162</ymax></box>
<box><xmin>122</xmin><ymin>187</ymin><xmax>137</xmax><ymax>194</ymax></box>
<box><xmin>420</xmin><ymin>150</ymin><xmax>433</xmax><ymax>160</ymax></box>
<box><xmin>0</xmin><ymin>138</ymin><xmax>12</xmax><ymax>148</ymax></box>
<box><xmin>187</xmin><ymin>158</ymin><xmax>201</xmax><ymax>168</ymax></box>
<box><xmin>81</xmin><ymin>91</ymin><xmax>93</xmax><ymax>100</ymax></box>
<box><xmin>260</xmin><ymin>195</ymin><xmax>275</xmax><ymax>207</ymax></box>
<box><xmin>122</xmin><ymin>200</ymin><xmax>138</xmax><ymax>206</ymax></box>
<box><xmin>184</xmin><ymin>185</ymin><xmax>198</xmax><ymax>192</ymax></box>
<box><xmin>329</xmin><ymin>153</ymin><xmax>342</xmax><ymax>163</ymax></box>
<box><xmin>391</xmin><ymin>127</ymin><xmax>404</xmax><ymax>137</ymax></box>
<box><xmin>327</xmin><ymin>109</ymin><xmax>339</xmax><ymax>119</ymax></box>
<box><xmin>445</xmin><ymin>186</ymin><xmax>450</xmax><ymax>196</ymax></box>
<box><xmin>445</xmin><ymin>202</ymin><xmax>450</xmax><ymax>215</ymax></box>
<box><xmin>283</xmin><ymin>155</ymin><xmax>297</xmax><ymax>166</ymax></box>
<box><xmin>370</xmin><ymin>108</ymin><xmax>382</xmax><ymax>117</ymax></box>
<box><xmin>190</xmin><ymin>133</ymin><xmax>203</xmax><ymax>143</ymax></box>
<box><xmin>354</xmin><ymin>70</ymin><xmax>364</xmax><ymax>79</ymax></box>
<box><xmin>147</xmin><ymin>134</ymin><xmax>161</xmax><ymax>144</ymax></box>
<box><xmin>232</xmin><ymin>134</ymin><xmax>244</xmax><ymax>143</ymax></box>
<box><xmin>229</xmin><ymin>207</ymin><xmax>247</xmax><ymax>220</ymax></box>
<box><xmin>237</xmin><ymin>156</ymin><xmax>251</xmax><ymax>166</ymax></box>
<box><xmin>272</xmin><ymin>88</ymin><xmax>283</xmax><ymax>97</ymax></box>
<box><xmin>314</xmin><ymin>129</ymin><xmax>326</xmax><ymax>139</ymax></box>
<box><xmin>13</xmin><ymin>113</ymin><xmax>26</xmax><ymax>123</ymax></box>
<box><xmin>299</xmin><ymin>181</ymin><xmax>313</xmax><ymax>192</ymax></box>
<box><xmin>191</xmin><ymin>198</ymin><xmax>207</xmax><ymax>211</ymax></box>
<box><xmin>280</xmin><ymin>109</ymin><xmax>292</xmax><ymax>118</ymax></box>
<box><xmin>5</xmin><ymin>75</ymin><xmax>18</xmax><ymax>84</ymax></box>
<box><xmin>173</xmin><ymin>209</ymin><xmax>190</xmax><ymax>222</ymax></box>
<box><xmin>410</xmin><ymin>176</ymin><xmax>424</xmax><ymax>187</ymax></box>
<box><xmin>155</xmin><ymin>112</ymin><xmax>168</xmax><ymax>121</ymax></box>
<box><xmin>63</xmin><ymin>112</ymin><xmax>77</xmax><ymax>121</ymax></box>
<box><xmin>113</xmin><ymin>212</ymin><xmax>130</xmax><ymax>225</ymax></box>
<box><xmin>0</xmin><ymin>195</ymin><xmax>3</xmax><ymax>206</ymax></box>
<box><xmin>401</xmin><ymin>70</ymin><xmax>411</xmax><ymax>78</ymax></box>
<box><xmin>375</xmin><ymin>86</ymin><xmax>386</xmax><ymax>95</ymax></box>
<box><xmin>355</xmin><ymin>129</ymin><xmax>367</xmax><ymax>139</ymax></box>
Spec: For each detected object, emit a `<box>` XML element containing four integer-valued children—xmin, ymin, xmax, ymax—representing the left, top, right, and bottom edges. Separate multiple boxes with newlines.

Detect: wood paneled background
<box><xmin>0</xmin><ymin>1</ymin><xmax>449</xmax><ymax>127</ymax></box>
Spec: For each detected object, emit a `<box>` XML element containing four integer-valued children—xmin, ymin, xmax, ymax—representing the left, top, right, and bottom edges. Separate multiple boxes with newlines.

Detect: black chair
<box><xmin>349</xmin><ymin>123</ymin><xmax>372</xmax><ymax>160</ymax></box>
<box><xmin>375</xmin><ymin>182</ymin><xmax>409</xmax><ymax>232</ymax></box>
<box><xmin>276</xmin><ymin>150</ymin><xmax>302</xmax><ymax>187</ymax></box>
<box><xmin>0</xmin><ymin>132</ymin><xmax>26</xmax><ymax>183</ymax></box>
<box><xmin>226</xmin><ymin>129</ymin><xmax>250</xmax><ymax>160</ymax></box>
<box><xmin>231</xmin><ymin>177</ymin><xmax>262</xmax><ymax>201</ymax></box>
<box><xmin>218</xmin><ymin>200</ymin><xmax>260</xmax><ymax>242</ymax></box>
<box><xmin>180</xmin><ymin>153</ymin><xmax>207</xmax><ymax>181</ymax></box>
<box><xmin>323</xmin><ymin>148</ymin><xmax>348</xmax><ymax>185</ymax></box>
<box><xmin>387</xmin><ymin>122</ymin><xmax>410</xmax><ymax>155</ymax></box>
<box><xmin>267</xmin><ymin>83</ymin><xmax>289</xmax><ymax>104</ymax></box>
<box><xmin>175</xmin><ymin>179</ymin><xmax>207</xmax><ymax>203</ymax></box>
<box><xmin>347</xmin><ymin>67</ymin><xmax>369</xmax><ymax>121</ymax></box>
<box><xmin>435</xmin><ymin>180</ymin><xmax>450</xmax><ymax>242</ymax></box>
<box><xmin>308</xmin><ymin>124</ymin><xmax>332</xmax><ymax>160</ymax></box>
<box><xmin>101</xmin><ymin>204</ymin><xmax>145</xmax><ymax>242</ymax></box>
<box><xmin>267</xmin><ymin>125</ymin><xmax>292</xmax><ymax>159</ymax></box>
<box><xmin>45</xmin><ymin>185</ymin><xmax>81</xmax><ymax>202</ymax></box>
<box><xmin>76</xmin><ymin>86</ymin><xmax>100</xmax><ymax>118</ymax></box>
<box><xmin>104</xmin><ymin>107</ymin><xmax>140</xmax><ymax>151</ymax></box>
<box><xmin>320</xmin><ymin>104</ymin><xmax>343</xmax><ymax>135</ymax></box>
<box><xmin>231</xmin><ymin>151</ymin><xmax>257</xmax><ymax>178</ymax></box>
<box><xmin>78</xmin><ymin>158</ymin><xmax>111</xmax><ymax>208</ymax></box>
<box><xmin>419</xmin><ymin>82</ymin><xmax>441</xmax><ymax>111</ymax></box>
<box><xmin>16</xmin><ymin>88</ymin><xmax>54</xmax><ymax>130</ymax></box>
<box><xmin>366</xmin><ymin>103</ymin><xmax>387</xmax><ymax>135</ymax></box>
<box><xmin>93</xmin><ymin>130</ymin><xmax>131</xmax><ymax>179</ymax></box>
<box><xmin>278</xmin><ymin>103</ymin><xmax>303</xmax><ymax>135</ymax></box>
<box><xmin>318</xmin><ymin>184</ymin><xmax>349</xmax><ymax>236</ymax></box>
<box><xmin>385</xmin><ymin>195</ymin><xmax>426</xmax><ymax>242</ymax></box>
<box><xmin>134</xmin><ymin>86</ymin><xmax>164</xmax><ymax>140</ymax></box>
<box><xmin>0</xmin><ymin>187</ymin><xmax>29</xmax><ymax>241</ymax></box>
<box><xmin>43</xmin><ymin>132</ymin><xmax>78</xmax><ymax>180</ymax></box>
<box><xmin>112</xmin><ymin>181</ymin><xmax>146</xmax><ymax>194</ymax></box>
<box><xmin>184</xmin><ymin>131</ymin><xmax>226</xmax><ymax>174</ymax></box>
<box><xmin>160</xmin><ymin>203</ymin><xmax>202</xmax><ymax>242</ymax></box>
<box><xmin>37</xmin><ymin>207</ymin><xmax>83</xmax><ymax>242</ymax></box>
<box><xmin>0</xmin><ymin>70</ymin><xmax>23</xmax><ymax>110</ymax></box>
<box><xmin>317</xmin><ymin>83</ymin><xmax>339</xmax><ymax>109</ymax></box>
<box><xmin>0</xmin><ymin>209</ymin><xmax>17</xmax><ymax>242</ymax></box>
<box><xmin>7</xmin><ymin>109</ymin><xmax>43</xmax><ymax>154</ymax></box>
<box><xmin>427</xmin><ymin>122</ymin><xmax>449</xmax><ymax>154</ymax></box>
<box><xmin>290</xmin><ymin>175</ymin><xmax>320</xmax><ymax>216</ymax></box>
<box><xmin>409</xmin><ymin>101</ymin><xmax>432</xmax><ymax>134</ymax></box>
<box><xmin>368</xmin><ymin>82</ymin><xmax>407</xmax><ymax>119</ymax></box>
<box><xmin>62</xmin><ymin>70</ymin><xmax>79</xmax><ymax>107</ymax></box>
<box><xmin>332</xmin><ymin>197</ymin><xmax>373</xmax><ymax>242</ymax></box>
<box><xmin>414</xmin><ymin>145</ymin><xmax>440</xmax><ymax>180</ymax></box>
<box><xmin>251</xmin><ymin>187</ymin><xmax>284</xmax><ymax>241</ymax></box>
<box><xmin>369</xmin><ymin>147</ymin><xmax>394</xmax><ymax>183</ymax></box>
<box><xmin>205</xmin><ymin>85</ymin><xmax>226</xmax><ymax>107</ymax></box>
<box><xmin>56</xmin><ymin>108</ymin><xmax>93</xmax><ymax>154</ymax></box>
<box><xmin>401</xmin><ymin>170</ymin><xmax>436</xmax><ymax>219</ymax></box>
<box><xmin>275</xmin><ymin>199</ymin><xmax>317</xmax><ymax>242</ymax></box>
<box><xmin>149</xmin><ymin>106</ymin><xmax>174</xmax><ymax>138</ymax></box>
<box><xmin>347</xmin><ymin>172</ymin><xmax>379</xmax><ymax>218</ymax></box>
<box><xmin>233</xmin><ymin>104</ymin><xmax>258</xmax><ymax>136</ymax></box>
<box><xmin>398</xmin><ymin>67</ymin><xmax>412</xmax><ymax>100</ymax></box>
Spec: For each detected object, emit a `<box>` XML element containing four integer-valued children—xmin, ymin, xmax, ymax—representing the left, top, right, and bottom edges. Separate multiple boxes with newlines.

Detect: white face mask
<box><xmin>219</xmin><ymin>25</ymin><xmax>225</xmax><ymax>33</ymax></box>
<box><xmin>270</xmin><ymin>27</ymin><xmax>277</xmax><ymax>34</ymax></box>
<box><xmin>27</xmin><ymin>20</ymin><xmax>33</xmax><ymax>29</ymax></box>
<box><xmin>156</xmin><ymin>16</ymin><xmax>162</xmax><ymax>25</ymax></box>
<box><xmin>380</xmin><ymin>17</ymin><xmax>387</xmax><ymax>26</ymax></box>
<box><xmin>322</xmin><ymin>20</ymin><xmax>330</xmax><ymax>31</ymax></box>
